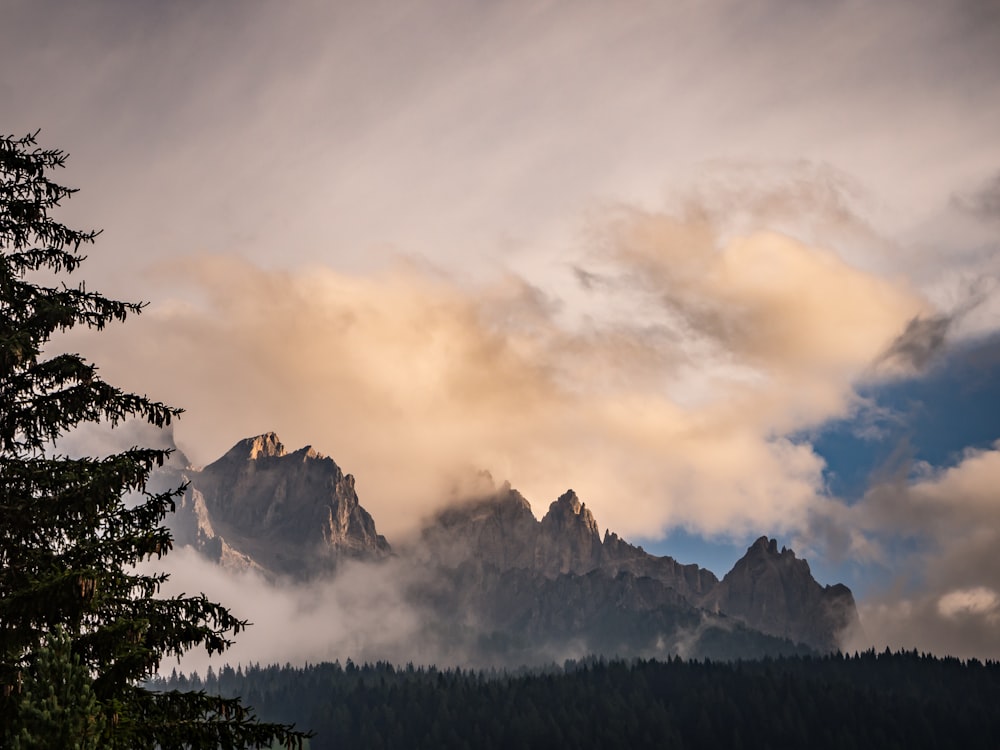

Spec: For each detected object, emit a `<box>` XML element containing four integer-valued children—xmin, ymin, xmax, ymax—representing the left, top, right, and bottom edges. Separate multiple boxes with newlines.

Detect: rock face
<box><xmin>417</xmin><ymin>484</ymin><xmax>855</xmax><ymax>653</ymax></box>
<box><xmin>170</xmin><ymin>486</ymin><xmax>263</xmax><ymax>574</ymax></box>
<box><xmin>600</xmin><ymin>530</ymin><xmax>719</xmax><ymax>600</ymax></box>
<box><xmin>418</xmin><ymin>483</ymin><xmax>718</xmax><ymax>603</ymax></box>
<box><xmin>704</xmin><ymin>537</ymin><xmax>859</xmax><ymax>652</ymax></box>
<box><xmin>420</xmin><ymin>483</ymin><xmax>540</xmax><ymax>571</ymax></box>
<box><xmin>162</xmin><ymin>434</ymin><xmax>858</xmax><ymax>658</ymax></box>
<box><xmin>419</xmin><ymin>486</ymin><xmax>607</xmax><ymax>576</ymax></box>
<box><xmin>537</xmin><ymin>490</ymin><xmax>603</xmax><ymax>575</ymax></box>
<box><xmin>169</xmin><ymin>433</ymin><xmax>390</xmax><ymax>578</ymax></box>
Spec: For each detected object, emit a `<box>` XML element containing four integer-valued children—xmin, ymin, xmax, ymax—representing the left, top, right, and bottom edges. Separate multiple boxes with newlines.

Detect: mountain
<box><xmin>703</xmin><ymin>536</ymin><xmax>859</xmax><ymax>652</ymax></box>
<box><xmin>168</xmin><ymin>433</ymin><xmax>390</xmax><ymax>578</ymax></box>
<box><xmin>161</xmin><ymin>433</ymin><xmax>858</xmax><ymax>659</ymax></box>
<box><xmin>415</xmin><ymin>480</ymin><xmax>854</xmax><ymax>654</ymax></box>
<box><xmin>417</xmin><ymin>483</ymin><xmax>717</xmax><ymax>601</ymax></box>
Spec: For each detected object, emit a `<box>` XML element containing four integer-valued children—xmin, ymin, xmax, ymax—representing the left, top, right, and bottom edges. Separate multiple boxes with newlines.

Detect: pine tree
<box><xmin>0</xmin><ymin>131</ymin><xmax>309</xmax><ymax>748</ymax></box>
<box><xmin>9</xmin><ymin>627</ymin><xmax>100</xmax><ymax>750</ymax></box>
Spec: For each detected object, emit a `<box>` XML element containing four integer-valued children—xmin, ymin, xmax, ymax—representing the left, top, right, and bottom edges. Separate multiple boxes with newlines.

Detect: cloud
<box><xmin>5</xmin><ymin>0</ymin><xmax>999</xmax><ymax>307</ymax></box>
<box><xmin>63</xmin><ymin>198</ymin><xmax>930</xmax><ymax>546</ymax></box>
<box><xmin>142</xmin><ymin>547</ymin><xmax>468</xmax><ymax>674</ymax></box>
<box><xmin>937</xmin><ymin>587</ymin><xmax>999</xmax><ymax>620</ymax></box>
<box><xmin>662</xmin><ymin>161</ymin><xmax>888</xmax><ymax>264</ymax></box>
<box><xmin>830</xmin><ymin>442</ymin><xmax>1000</xmax><ymax>658</ymax></box>
<box><xmin>850</xmin><ymin>593</ymin><xmax>1000</xmax><ymax>660</ymax></box>
<box><xmin>860</xmin><ymin>442</ymin><xmax>1000</xmax><ymax>532</ymax></box>
<box><xmin>595</xmin><ymin>209</ymin><xmax>926</xmax><ymax>383</ymax></box>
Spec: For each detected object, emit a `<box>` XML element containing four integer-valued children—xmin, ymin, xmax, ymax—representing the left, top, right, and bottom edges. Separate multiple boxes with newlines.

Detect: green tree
<box><xmin>0</xmin><ymin>131</ymin><xmax>309</xmax><ymax>748</ymax></box>
<box><xmin>9</xmin><ymin>628</ymin><xmax>100</xmax><ymax>750</ymax></box>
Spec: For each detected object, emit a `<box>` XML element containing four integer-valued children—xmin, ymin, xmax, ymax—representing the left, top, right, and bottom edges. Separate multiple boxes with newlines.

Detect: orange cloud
<box><xmin>67</xmin><ymin>211</ymin><xmax>929</xmax><ymax>544</ymax></box>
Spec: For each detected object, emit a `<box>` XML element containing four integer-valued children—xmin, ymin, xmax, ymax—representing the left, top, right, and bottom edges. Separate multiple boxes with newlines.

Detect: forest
<box><xmin>153</xmin><ymin>650</ymin><xmax>1000</xmax><ymax>750</ymax></box>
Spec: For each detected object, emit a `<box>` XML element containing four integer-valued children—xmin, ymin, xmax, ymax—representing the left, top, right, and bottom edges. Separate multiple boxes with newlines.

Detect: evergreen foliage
<box><xmin>9</xmin><ymin>628</ymin><xmax>99</xmax><ymax>749</ymax></box>
<box><xmin>156</xmin><ymin>651</ymin><xmax>1000</xmax><ymax>750</ymax></box>
<box><xmin>0</xmin><ymin>131</ymin><xmax>309</xmax><ymax>748</ymax></box>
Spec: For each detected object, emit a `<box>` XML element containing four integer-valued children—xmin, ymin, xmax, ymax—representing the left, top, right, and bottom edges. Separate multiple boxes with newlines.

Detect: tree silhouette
<box><xmin>0</xmin><ymin>131</ymin><xmax>309</xmax><ymax>748</ymax></box>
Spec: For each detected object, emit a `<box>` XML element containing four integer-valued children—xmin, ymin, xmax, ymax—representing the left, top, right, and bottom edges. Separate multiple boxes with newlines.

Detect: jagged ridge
<box><xmin>418</xmin><ymin>481</ymin><xmax>856</xmax><ymax>651</ymax></box>
<box><xmin>164</xmin><ymin>434</ymin><xmax>859</xmax><ymax>655</ymax></box>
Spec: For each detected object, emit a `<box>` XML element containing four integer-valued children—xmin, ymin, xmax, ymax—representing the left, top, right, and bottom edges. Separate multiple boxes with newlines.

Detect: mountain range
<box><xmin>158</xmin><ymin>433</ymin><xmax>859</xmax><ymax>663</ymax></box>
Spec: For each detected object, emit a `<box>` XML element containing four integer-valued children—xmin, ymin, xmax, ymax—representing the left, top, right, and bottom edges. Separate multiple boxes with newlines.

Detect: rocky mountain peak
<box><xmin>704</xmin><ymin>536</ymin><xmax>855</xmax><ymax>651</ymax></box>
<box><xmin>554</xmin><ymin>489</ymin><xmax>582</xmax><ymax>513</ymax></box>
<box><xmin>169</xmin><ymin>433</ymin><xmax>389</xmax><ymax>578</ymax></box>
<box><xmin>432</xmin><ymin>483</ymin><xmax>533</xmax><ymax>529</ymax></box>
<box><xmin>288</xmin><ymin>444</ymin><xmax>333</xmax><ymax>465</ymax></box>
<box><xmin>750</xmin><ymin>536</ymin><xmax>777</xmax><ymax>555</ymax></box>
<box><xmin>536</xmin><ymin>490</ymin><xmax>602</xmax><ymax>575</ymax></box>
<box><xmin>747</xmin><ymin>536</ymin><xmax>797</xmax><ymax>560</ymax></box>
<box><xmin>421</xmin><ymin>484</ymin><xmax>721</xmax><ymax>600</ymax></box>
<box><xmin>419</xmin><ymin>483</ymin><xmax>540</xmax><ymax>570</ymax></box>
<box><xmin>543</xmin><ymin>489</ymin><xmax>600</xmax><ymax>537</ymax></box>
<box><xmin>219</xmin><ymin>432</ymin><xmax>287</xmax><ymax>463</ymax></box>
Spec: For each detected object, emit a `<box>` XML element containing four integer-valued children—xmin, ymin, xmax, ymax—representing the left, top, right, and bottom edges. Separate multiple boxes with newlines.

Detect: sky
<box><xmin>4</xmin><ymin>0</ymin><xmax>1000</xmax><ymax>660</ymax></box>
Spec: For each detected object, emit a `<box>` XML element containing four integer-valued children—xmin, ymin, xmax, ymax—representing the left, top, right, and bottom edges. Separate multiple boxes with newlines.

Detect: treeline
<box><xmin>152</xmin><ymin>651</ymin><xmax>1000</xmax><ymax>750</ymax></box>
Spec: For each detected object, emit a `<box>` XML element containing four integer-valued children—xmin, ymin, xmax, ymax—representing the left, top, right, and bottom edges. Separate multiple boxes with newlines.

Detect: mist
<box><xmin>145</xmin><ymin>549</ymin><xmax>465</xmax><ymax>675</ymax></box>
